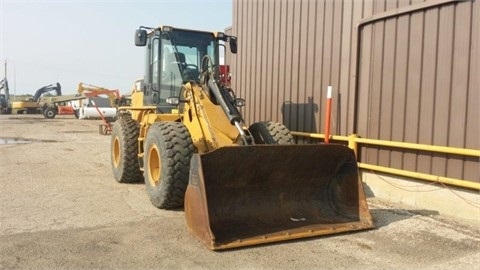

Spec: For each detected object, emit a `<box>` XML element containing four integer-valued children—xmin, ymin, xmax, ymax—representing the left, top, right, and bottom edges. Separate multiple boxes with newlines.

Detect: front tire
<box><xmin>144</xmin><ymin>122</ymin><xmax>194</xmax><ymax>209</ymax></box>
<box><xmin>249</xmin><ymin>121</ymin><xmax>295</xmax><ymax>145</ymax></box>
<box><xmin>111</xmin><ymin>116</ymin><xmax>143</xmax><ymax>183</ymax></box>
<box><xmin>43</xmin><ymin>107</ymin><xmax>56</xmax><ymax>119</ymax></box>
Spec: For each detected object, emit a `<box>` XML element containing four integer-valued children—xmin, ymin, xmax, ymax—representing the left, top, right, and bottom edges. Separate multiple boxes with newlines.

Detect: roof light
<box><xmin>217</xmin><ymin>32</ymin><xmax>225</xmax><ymax>39</ymax></box>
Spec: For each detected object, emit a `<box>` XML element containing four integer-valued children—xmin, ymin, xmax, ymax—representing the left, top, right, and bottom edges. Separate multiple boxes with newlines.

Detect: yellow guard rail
<box><xmin>291</xmin><ymin>131</ymin><xmax>480</xmax><ymax>191</ymax></box>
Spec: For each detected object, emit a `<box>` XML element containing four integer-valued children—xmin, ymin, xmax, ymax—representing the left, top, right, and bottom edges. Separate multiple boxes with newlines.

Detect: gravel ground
<box><xmin>0</xmin><ymin>114</ymin><xmax>479</xmax><ymax>269</ymax></box>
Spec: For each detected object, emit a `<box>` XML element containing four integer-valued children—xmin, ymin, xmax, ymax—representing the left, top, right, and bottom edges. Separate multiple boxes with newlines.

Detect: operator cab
<box><xmin>135</xmin><ymin>26</ymin><xmax>237</xmax><ymax>113</ymax></box>
<box><xmin>0</xmin><ymin>94</ymin><xmax>7</xmax><ymax>107</ymax></box>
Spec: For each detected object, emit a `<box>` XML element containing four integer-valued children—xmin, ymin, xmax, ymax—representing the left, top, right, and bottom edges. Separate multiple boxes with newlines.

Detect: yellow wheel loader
<box><xmin>111</xmin><ymin>25</ymin><xmax>373</xmax><ymax>250</ymax></box>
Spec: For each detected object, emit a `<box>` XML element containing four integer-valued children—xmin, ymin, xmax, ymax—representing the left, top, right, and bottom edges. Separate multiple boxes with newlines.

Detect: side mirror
<box><xmin>229</xmin><ymin>36</ymin><xmax>238</xmax><ymax>54</ymax></box>
<box><xmin>135</xmin><ymin>29</ymin><xmax>147</xmax><ymax>46</ymax></box>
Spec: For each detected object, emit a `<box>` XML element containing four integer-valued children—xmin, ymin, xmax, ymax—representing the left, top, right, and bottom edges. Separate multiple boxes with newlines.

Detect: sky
<box><xmin>0</xmin><ymin>0</ymin><xmax>232</xmax><ymax>95</ymax></box>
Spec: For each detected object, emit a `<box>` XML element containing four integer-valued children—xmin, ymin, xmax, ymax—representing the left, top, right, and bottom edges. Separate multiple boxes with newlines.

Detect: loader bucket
<box><xmin>184</xmin><ymin>144</ymin><xmax>374</xmax><ymax>250</ymax></box>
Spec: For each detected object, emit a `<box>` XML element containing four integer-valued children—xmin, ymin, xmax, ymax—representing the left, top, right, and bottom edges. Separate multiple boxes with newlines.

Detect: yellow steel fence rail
<box><xmin>291</xmin><ymin>131</ymin><xmax>480</xmax><ymax>191</ymax></box>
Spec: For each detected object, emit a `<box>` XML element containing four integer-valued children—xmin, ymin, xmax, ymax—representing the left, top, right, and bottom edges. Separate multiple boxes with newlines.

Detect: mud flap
<box><xmin>184</xmin><ymin>144</ymin><xmax>374</xmax><ymax>250</ymax></box>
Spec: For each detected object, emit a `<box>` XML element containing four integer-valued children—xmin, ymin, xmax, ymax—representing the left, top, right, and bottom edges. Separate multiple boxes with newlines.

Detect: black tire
<box><xmin>43</xmin><ymin>107</ymin><xmax>56</xmax><ymax>119</ymax></box>
<box><xmin>74</xmin><ymin>109</ymin><xmax>79</xmax><ymax>119</ymax></box>
<box><xmin>249</xmin><ymin>121</ymin><xmax>295</xmax><ymax>145</ymax></box>
<box><xmin>111</xmin><ymin>116</ymin><xmax>143</xmax><ymax>183</ymax></box>
<box><xmin>144</xmin><ymin>122</ymin><xmax>194</xmax><ymax>209</ymax></box>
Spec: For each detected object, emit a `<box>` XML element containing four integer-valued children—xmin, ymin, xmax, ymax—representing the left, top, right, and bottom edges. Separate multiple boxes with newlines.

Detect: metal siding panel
<box><xmin>241</xmin><ymin>0</ymin><xmax>247</xmax><ymax>104</ymax></box>
<box><xmin>261</xmin><ymin>1</ymin><xmax>270</xmax><ymax>121</ymax></box>
<box><xmin>248</xmin><ymin>0</ymin><xmax>257</xmax><ymax>122</ymax></box>
<box><xmin>282</xmin><ymin>0</ymin><xmax>295</xmax><ymax>130</ymax></box>
<box><xmin>390</xmin><ymin>9</ymin><xmax>410</xmax><ymax>169</ymax></box>
<box><xmin>403</xmin><ymin>11</ymin><xmax>424</xmax><ymax>172</ymax></box>
<box><xmin>271</xmin><ymin>0</ymin><xmax>283</xmax><ymax>123</ymax></box>
<box><xmin>358</xmin><ymin>0</ymin><xmax>375</xmax><ymax>163</ymax></box>
<box><xmin>447</xmin><ymin>2</ymin><xmax>471</xmax><ymax>180</ymax></box>
<box><xmin>341</xmin><ymin>0</ymin><xmax>354</xmax><ymax>135</ymax></box>
<box><xmin>265</xmin><ymin>0</ymin><xmax>275</xmax><ymax>121</ymax></box>
<box><xmin>255</xmin><ymin>1</ymin><xmax>264</xmax><ymax>122</ymax></box>
<box><xmin>232</xmin><ymin>0</ymin><xmax>478</xmax><ymax>182</ymax></box>
<box><xmin>329</xmin><ymin>0</ymin><xmax>343</xmax><ymax>135</ymax></box>
<box><xmin>322</xmin><ymin>0</ymin><xmax>334</xmax><ymax>134</ymax></box>
<box><xmin>399</xmin><ymin>0</ymin><xmax>414</xmax><ymax>8</ymax></box>
<box><xmin>316</xmin><ymin>0</ymin><xmax>329</xmax><ymax>135</ymax></box>
<box><xmin>244</xmin><ymin>0</ymin><xmax>252</xmax><ymax>121</ymax></box>
<box><xmin>256</xmin><ymin>0</ymin><xmax>264</xmax><ymax>121</ymax></box>
<box><xmin>304</xmin><ymin>0</ymin><xmax>319</xmax><ymax>134</ymax></box>
<box><xmin>432</xmin><ymin>5</ymin><xmax>455</xmax><ymax>177</ymax></box>
<box><xmin>464</xmin><ymin>0</ymin><xmax>479</xmax><ymax>182</ymax></box>
<box><xmin>238</xmin><ymin>0</ymin><xmax>247</xmax><ymax>118</ymax></box>
<box><xmin>348</xmin><ymin>0</ymin><xmax>365</xmax><ymax>134</ymax></box>
<box><xmin>250</xmin><ymin>0</ymin><xmax>259</xmax><ymax>122</ymax></box>
<box><xmin>313</xmin><ymin>0</ymin><xmax>326</xmax><ymax>134</ymax></box>
<box><xmin>378</xmin><ymin>0</ymin><xmax>398</xmax><ymax>167</ymax></box>
<box><xmin>366</xmin><ymin>18</ymin><xmax>386</xmax><ymax>165</ymax></box>
<box><xmin>290</xmin><ymin>1</ymin><xmax>302</xmax><ymax>132</ymax></box>
<box><xmin>417</xmin><ymin>8</ymin><xmax>439</xmax><ymax>175</ymax></box>
<box><xmin>278</xmin><ymin>0</ymin><xmax>288</xmax><ymax>126</ymax></box>
<box><xmin>296</xmin><ymin>0</ymin><xmax>309</xmax><ymax>134</ymax></box>
<box><xmin>242</xmin><ymin>0</ymin><xmax>248</xmax><ymax>108</ymax></box>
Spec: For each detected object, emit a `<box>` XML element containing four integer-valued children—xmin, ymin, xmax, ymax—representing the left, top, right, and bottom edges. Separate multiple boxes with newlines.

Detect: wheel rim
<box><xmin>148</xmin><ymin>145</ymin><xmax>161</xmax><ymax>186</ymax></box>
<box><xmin>112</xmin><ymin>137</ymin><xmax>121</xmax><ymax>167</ymax></box>
<box><xmin>47</xmin><ymin>110</ymin><xmax>54</xmax><ymax>117</ymax></box>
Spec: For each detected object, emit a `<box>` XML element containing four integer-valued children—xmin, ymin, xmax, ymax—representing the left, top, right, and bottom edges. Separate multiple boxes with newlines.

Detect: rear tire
<box><xmin>249</xmin><ymin>121</ymin><xmax>295</xmax><ymax>145</ymax></box>
<box><xmin>144</xmin><ymin>122</ymin><xmax>194</xmax><ymax>209</ymax></box>
<box><xmin>111</xmin><ymin>116</ymin><xmax>143</xmax><ymax>183</ymax></box>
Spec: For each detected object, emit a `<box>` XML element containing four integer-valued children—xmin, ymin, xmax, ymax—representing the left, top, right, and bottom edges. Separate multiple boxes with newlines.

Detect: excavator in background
<box><xmin>0</xmin><ymin>61</ymin><xmax>12</xmax><ymax>114</ymax></box>
<box><xmin>0</xmin><ymin>77</ymin><xmax>11</xmax><ymax>114</ymax></box>
<box><xmin>40</xmin><ymin>93</ymin><xmax>86</xmax><ymax>119</ymax></box>
<box><xmin>110</xmin><ymin>25</ymin><xmax>373</xmax><ymax>250</ymax></box>
<box><xmin>3</xmin><ymin>77</ymin><xmax>120</xmax><ymax>120</ymax></box>
<box><xmin>11</xmin><ymin>82</ymin><xmax>62</xmax><ymax>115</ymax></box>
<box><xmin>75</xmin><ymin>82</ymin><xmax>121</xmax><ymax>134</ymax></box>
<box><xmin>40</xmin><ymin>82</ymin><xmax>121</xmax><ymax>120</ymax></box>
<box><xmin>76</xmin><ymin>82</ymin><xmax>120</xmax><ymax>120</ymax></box>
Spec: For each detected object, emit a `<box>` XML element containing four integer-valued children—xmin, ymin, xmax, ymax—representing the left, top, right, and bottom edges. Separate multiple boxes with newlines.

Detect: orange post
<box><xmin>324</xmin><ymin>86</ymin><xmax>332</xmax><ymax>143</ymax></box>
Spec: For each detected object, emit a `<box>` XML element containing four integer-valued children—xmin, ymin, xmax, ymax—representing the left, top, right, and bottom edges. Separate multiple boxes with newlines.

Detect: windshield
<box><xmin>154</xmin><ymin>30</ymin><xmax>215</xmax><ymax>104</ymax></box>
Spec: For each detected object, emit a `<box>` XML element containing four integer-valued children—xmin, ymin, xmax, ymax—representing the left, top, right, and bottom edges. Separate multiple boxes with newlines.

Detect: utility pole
<box><xmin>3</xmin><ymin>60</ymin><xmax>6</xmax><ymax>79</ymax></box>
<box><xmin>3</xmin><ymin>60</ymin><xmax>10</xmax><ymax>104</ymax></box>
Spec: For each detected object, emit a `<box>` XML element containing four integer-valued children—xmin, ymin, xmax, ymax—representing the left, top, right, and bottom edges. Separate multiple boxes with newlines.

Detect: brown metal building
<box><xmin>228</xmin><ymin>0</ymin><xmax>479</xmax><ymax>184</ymax></box>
